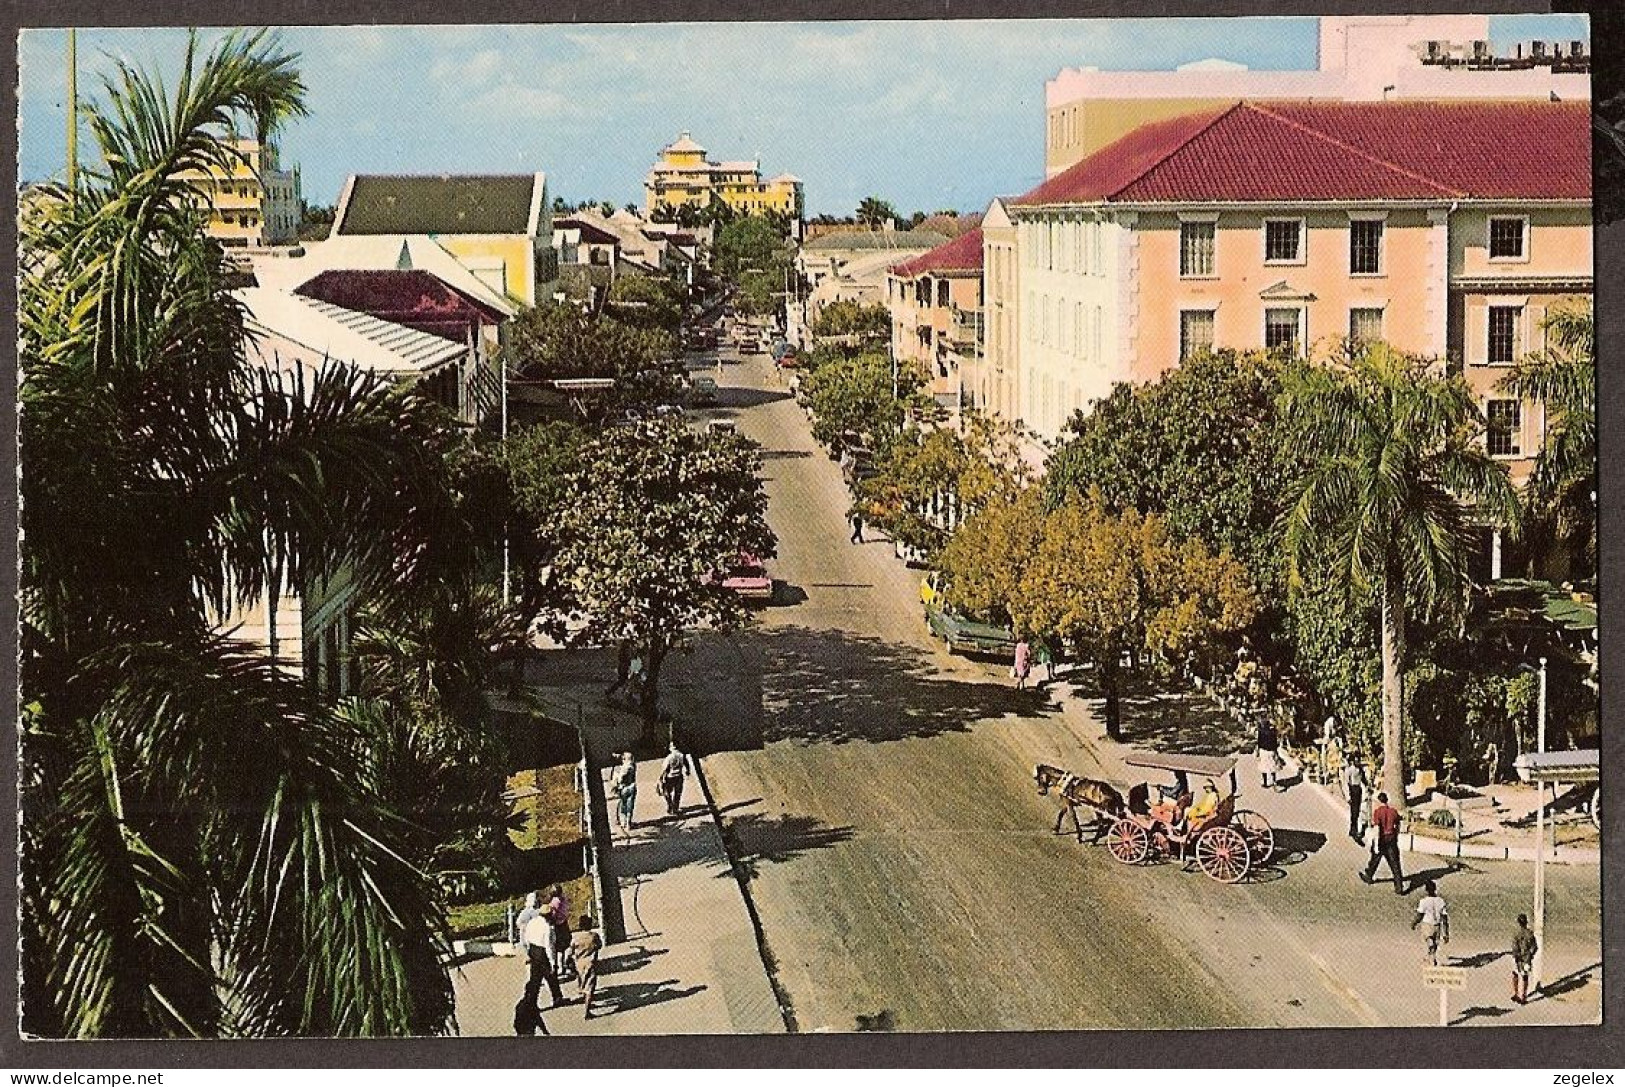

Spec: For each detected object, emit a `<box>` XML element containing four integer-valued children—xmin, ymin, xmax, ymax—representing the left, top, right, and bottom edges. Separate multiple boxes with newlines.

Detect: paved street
<box><xmin>656</xmin><ymin>342</ymin><xmax>1602</xmax><ymax>1033</ymax></box>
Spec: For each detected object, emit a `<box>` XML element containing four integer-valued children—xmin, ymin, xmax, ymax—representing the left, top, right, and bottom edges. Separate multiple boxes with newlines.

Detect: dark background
<box><xmin>0</xmin><ymin>0</ymin><xmax>1618</xmax><ymax>1069</ymax></box>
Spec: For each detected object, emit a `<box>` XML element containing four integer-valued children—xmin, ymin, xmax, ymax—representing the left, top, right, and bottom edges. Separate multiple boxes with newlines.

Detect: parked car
<box><xmin>894</xmin><ymin>539</ymin><xmax>929</xmax><ymax>567</ymax></box>
<box><xmin>689</xmin><ymin>375</ymin><xmax>719</xmax><ymax>405</ymax></box>
<box><xmin>706</xmin><ymin>419</ymin><xmax>738</xmax><ymax>436</ymax></box>
<box><xmin>719</xmin><ymin>553</ymin><xmax>773</xmax><ymax>602</ymax></box>
<box><xmin>925</xmin><ymin>603</ymin><xmax>1018</xmax><ymax>657</ymax></box>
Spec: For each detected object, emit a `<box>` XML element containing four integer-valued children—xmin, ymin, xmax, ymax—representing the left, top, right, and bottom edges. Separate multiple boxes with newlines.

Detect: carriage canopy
<box><xmin>1123</xmin><ymin>751</ymin><xmax>1240</xmax><ymax>792</ymax></box>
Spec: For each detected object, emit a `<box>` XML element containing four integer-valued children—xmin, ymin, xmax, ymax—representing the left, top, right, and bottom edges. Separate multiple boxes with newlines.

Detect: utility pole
<box><xmin>66</xmin><ymin>29</ymin><xmax>78</xmax><ymax>199</ymax></box>
<box><xmin>501</xmin><ymin>350</ymin><xmax>511</xmax><ymax>608</ymax></box>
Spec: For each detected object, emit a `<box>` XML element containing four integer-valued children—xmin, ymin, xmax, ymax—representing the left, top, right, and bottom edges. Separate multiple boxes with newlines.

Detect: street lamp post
<box><xmin>1532</xmin><ymin>656</ymin><xmax>1548</xmax><ymax>991</ymax></box>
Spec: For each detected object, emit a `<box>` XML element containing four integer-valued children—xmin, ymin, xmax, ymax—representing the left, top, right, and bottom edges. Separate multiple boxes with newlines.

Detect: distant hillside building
<box><xmin>644</xmin><ymin>131</ymin><xmax>803</xmax><ymax>219</ymax></box>
<box><xmin>330</xmin><ymin>172</ymin><xmax>555</xmax><ymax>307</ymax></box>
<box><xmin>180</xmin><ymin>137</ymin><xmax>301</xmax><ymax>248</ymax></box>
<box><xmin>1044</xmin><ymin>14</ymin><xmax>1591</xmax><ymax>177</ymax></box>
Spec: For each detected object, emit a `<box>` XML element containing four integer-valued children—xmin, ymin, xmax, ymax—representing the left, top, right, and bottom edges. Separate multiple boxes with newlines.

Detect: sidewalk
<box><xmin>1036</xmin><ymin>677</ymin><xmax>1601</xmax><ymax>1028</ymax></box>
<box><xmin>451</xmin><ymin>669</ymin><xmax>785</xmax><ymax>1036</ymax></box>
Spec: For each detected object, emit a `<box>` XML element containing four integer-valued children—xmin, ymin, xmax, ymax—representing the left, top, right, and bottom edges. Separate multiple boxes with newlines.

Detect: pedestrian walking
<box><xmin>611</xmin><ymin>751</ymin><xmax>638</xmax><ymax>833</ymax></box>
<box><xmin>1255</xmin><ymin>716</ymin><xmax>1282</xmax><ymax>791</ymax></box>
<box><xmin>543</xmin><ymin>884</ymin><xmax>572</xmax><ymax>981</ymax></box>
<box><xmin>515</xmin><ymin>890</ymin><xmax>541</xmax><ymax>950</ymax></box>
<box><xmin>1361</xmin><ymin>791</ymin><xmax>1406</xmax><ymax>894</ymax></box>
<box><xmin>1411</xmin><ymin>880</ymin><xmax>1450</xmax><ymax>964</ymax></box>
<box><xmin>1013</xmin><ymin>639</ymin><xmax>1032</xmax><ymax>690</ymax></box>
<box><xmin>848</xmin><ymin>506</ymin><xmax>865</xmax><ymax>544</ymax></box>
<box><xmin>605</xmin><ymin>641</ymin><xmax>634</xmax><ymax>698</ymax></box>
<box><xmin>571</xmin><ymin>914</ymin><xmax>604</xmax><ymax>1019</ymax></box>
<box><xmin>659</xmin><ymin>741</ymin><xmax>691</xmax><ymax>817</ymax></box>
<box><xmin>1343</xmin><ymin>757</ymin><xmax>1367</xmax><ymax>842</ymax></box>
<box><xmin>1035</xmin><ymin>640</ymin><xmax>1055</xmax><ymax>686</ymax></box>
<box><xmin>521</xmin><ymin>908</ymin><xmax>565</xmax><ymax>1013</ymax></box>
<box><xmin>1511</xmin><ymin>913</ymin><xmax>1539</xmax><ymax>1004</ymax></box>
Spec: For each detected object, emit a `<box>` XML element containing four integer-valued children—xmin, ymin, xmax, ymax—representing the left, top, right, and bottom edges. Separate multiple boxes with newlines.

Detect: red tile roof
<box><xmin>555</xmin><ymin>218</ymin><xmax>622</xmax><ymax>246</ymax></box>
<box><xmin>1011</xmin><ymin>100</ymin><xmax>1591</xmax><ymax>206</ymax></box>
<box><xmin>295</xmin><ymin>269</ymin><xmax>505</xmax><ymax>342</ymax></box>
<box><xmin>889</xmin><ymin>228</ymin><xmax>984</xmax><ymax>277</ymax></box>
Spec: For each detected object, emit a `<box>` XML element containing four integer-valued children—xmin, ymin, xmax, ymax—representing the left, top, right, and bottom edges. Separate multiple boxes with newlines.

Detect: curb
<box><xmin>692</xmin><ymin>754</ymin><xmax>799</xmax><ymax>1034</ymax></box>
<box><xmin>1305</xmin><ymin>781</ymin><xmax>1599</xmax><ymax>866</ymax></box>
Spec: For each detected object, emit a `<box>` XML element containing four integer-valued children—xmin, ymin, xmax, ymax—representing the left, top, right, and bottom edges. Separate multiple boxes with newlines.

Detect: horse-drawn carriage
<box><xmin>1035</xmin><ymin>751</ymin><xmax>1275</xmax><ymax>884</ymax></box>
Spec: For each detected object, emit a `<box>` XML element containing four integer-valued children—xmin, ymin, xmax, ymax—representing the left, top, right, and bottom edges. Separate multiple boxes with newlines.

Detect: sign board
<box><xmin>1423</xmin><ymin>966</ymin><xmax>1468</xmax><ymax>990</ymax></box>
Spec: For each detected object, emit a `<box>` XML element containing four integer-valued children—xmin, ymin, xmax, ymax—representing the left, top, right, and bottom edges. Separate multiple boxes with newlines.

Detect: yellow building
<box><xmin>644</xmin><ymin>131</ymin><xmax>803</xmax><ymax>219</ymax></box>
<box><xmin>330</xmin><ymin>172</ymin><xmax>555</xmax><ymax>308</ymax></box>
<box><xmin>180</xmin><ymin>138</ymin><xmax>301</xmax><ymax>248</ymax></box>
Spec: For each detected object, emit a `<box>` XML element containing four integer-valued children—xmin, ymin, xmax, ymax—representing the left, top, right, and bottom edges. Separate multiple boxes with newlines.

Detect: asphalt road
<box><xmin>662</xmin><ymin>339</ymin><xmax>1602</xmax><ymax>1033</ymax></box>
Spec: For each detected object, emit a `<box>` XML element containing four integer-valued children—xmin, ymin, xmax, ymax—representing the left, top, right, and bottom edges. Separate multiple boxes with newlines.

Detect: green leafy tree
<box><xmin>606</xmin><ymin>272</ymin><xmax>684</xmax><ymax>334</ymax></box>
<box><xmin>504</xmin><ymin>303</ymin><xmax>679</xmax><ymax>415</ymax></box>
<box><xmin>811</xmin><ymin>299</ymin><xmax>890</xmax><ymax>339</ymax></box>
<box><xmin>1497</xmin><ymin>302</ymin><xmax>1595</xmax><ymax>575</ymax></box>
<box><xmin>1280</xmin><ymin>344</ymin><xmax>1520</xmax><ymax>808</ymax></box>
<box><xmin>942</xmin><ymin>493</ymin><xmax>1256</xmax><ymax>738</ymax></box>
<box><xmin>547</xmin><ymin>419</ymin><xmax>777</xmax><ymax>736</ymax></box>
<box><xmin>19</xmin><ymin>31</ymin><xmax>460</xmax><ymax>1037</ymax></box>
<box><xmin>1016</xmin><ymin>500</ymin><xmax>1256</xmax><ymax>738</ymax></box>
<box><xmin>861</xmin><ymin>411</ymin><xmax>1030</xmax><ymax>562</ymax></box>
<box><xmin>1047</xmin><ymin>349</ymin><xmax>1307</xmax><ymax>599</ymax></box>
<box><xmin>714</xmin><ymin>215</ymin><xmax>786</xmax><ymax>278</ymax></box>
<box><xmin>799</xmin><ymin>352</ymin><xmax>919</xmax><ymax>455</ymax></box>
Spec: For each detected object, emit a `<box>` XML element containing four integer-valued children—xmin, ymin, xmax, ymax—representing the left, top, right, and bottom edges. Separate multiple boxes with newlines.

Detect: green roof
<box><xmin>1485</xmin><ymin>579</ymin><xmax>1597</xmax><ymax>633</ymax></box>
<box><xmin>337</xmin><ymin>175</ymin><xmax>539</xmax><ymax>236</ymax></box>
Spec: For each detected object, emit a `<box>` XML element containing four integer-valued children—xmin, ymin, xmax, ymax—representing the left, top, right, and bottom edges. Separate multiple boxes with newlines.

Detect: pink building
<box><xmin>886</xmin><ymin>229</ymin><xmax>984</xmax><ymax>405</ymax></box>
<box><xmin>1045</xmin><ymin>14</ymin><xmax>1590</xmax><ymax>177</ymax></box>
<box><xmin>997</xmin><ymin>100</ymin><xmax>1592</xmax><ymax>551</ymax></box>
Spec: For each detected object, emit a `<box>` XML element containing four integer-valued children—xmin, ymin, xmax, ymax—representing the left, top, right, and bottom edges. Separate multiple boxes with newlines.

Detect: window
<box><xmin>937</xmin><ymin>280</ymin><xmax>949</xmax><ymax>307</ymax></box>
<box><xmin>1264</xmin><ymin>219</ymin><xmax>1304</xmax><ymax>263</ymax></box>
<box><xmin>1180</xmin><ymin>310</ymin><xmax>1216</xmax><ymax>362</ymax></box>
<box><xmin>1265</xmin><ymin>308</ymin><xmax>1302</xmax><ymax>355</ymax></box>
<box><xmin>1489</xmin><ymin>217</ymin><xmax>1527</xmax><ymax>260</ymax></box>
<box><xmin>1486</xmin><ymin>399</ymin><xmax>1522</xmax><ymax>457</ymax></box>
<box><xmin>1350</xmin><ymin>219</ymin><xmax>1384</xmax><ymax>275</ymax></box>
<box><xmin>1180</xmin><ymin>221</ymin><xmax>1215</xmax><ymax>277</ymax></box>
<box><xmin>1488</xmin><ymin>305</ymin><xmax>1522</xmax><ymax>363</ymax></box>
<box><xmin>1349</xmin><ymin>307</ymin><xmax>1384</xmax><ymax>344</ymax></box>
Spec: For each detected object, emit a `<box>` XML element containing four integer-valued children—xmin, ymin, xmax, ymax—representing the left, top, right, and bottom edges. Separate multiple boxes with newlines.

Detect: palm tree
<box><xmin>21</xmin><ymin>30</ymin><xmax>467</xmax><ymax>1037</ymax></box>
<box><xmin>1498</xmin><ymin>304</ymin><xmax>1595</xmax><ymax>575</ymax></box>
<box><xmin>1279</xmin><ymin>346</ymin><xmax>1519</xmax><ymax>809</ymax></box>
<box><xmin>855</xmin><ymin>196</ymin><xmax>898</xmax><ymax>229</ymax></box>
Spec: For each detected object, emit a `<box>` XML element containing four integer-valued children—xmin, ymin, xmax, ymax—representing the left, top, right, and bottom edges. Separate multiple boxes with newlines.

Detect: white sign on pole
<box><xmin>1423</xmin><ymin>965</ymin><xmax>1468</xmax><ymax>1027</ymax></box>
<box><xmin>1422</xmin><ymin>966</ymin><xmax>1468</xmax><ymax>989</ymax></box>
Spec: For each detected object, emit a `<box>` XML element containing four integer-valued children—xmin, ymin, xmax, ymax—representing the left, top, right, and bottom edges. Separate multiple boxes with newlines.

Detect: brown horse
<box><xmin>1034</xmin><ymin>763</ymin><xmax>1127</xmax><ymax>842</ymax></box>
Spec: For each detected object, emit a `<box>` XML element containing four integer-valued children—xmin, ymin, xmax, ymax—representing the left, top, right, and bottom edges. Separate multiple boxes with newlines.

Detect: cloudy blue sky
<box><xmin>18</xmin><ymin>16</ymin><xmax>1590</xmax><ymax>217</ymax></box>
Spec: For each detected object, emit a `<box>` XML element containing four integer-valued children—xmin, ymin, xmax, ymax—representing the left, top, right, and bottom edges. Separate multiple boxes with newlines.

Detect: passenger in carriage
<box><xmin>1127</xmin><ymin>781</ymin><xmax>1152</xmax><ymax>817</ymax></box>
<box><xmin>1185</xmin><ymin>779</ymin><xmax>1221</xmax><ymax>824</ymax></box>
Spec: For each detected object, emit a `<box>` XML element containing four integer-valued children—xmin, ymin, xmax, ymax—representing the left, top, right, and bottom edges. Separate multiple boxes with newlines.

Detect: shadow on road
<box><xmin>1452</xmin><ymin>1004</ymin><xmax>1512</xmax><ymax>1025</ymax></box>
<box><xmin>1270</xmin><ymin>828</ymin><xmax>1328</xmax><ymax>860</ymax></box>
<box><xmin>721</xmin><ymin>811</ymin><xmax>857</xmax><ymax>883</ymax></box>
<box><xmin>716</xmin><ymin>386</ymin><xmax>791</xmax><ymax>410</ymax></box>
<box><xmin>608</xmin><ymin>810</ymin><xmax>854</xmax><ymax>883</ymax></box>
<box><xmin>1115</xmin><ymin>691</ymin><xmax>1248</xmax><ymax>756</ymax></box>
<box><xmin>678</xmin><ymin>625</ymin><xmax>1050</xmax><ymax>750</ymax></box>
<box><xmin>1539</xmin><ymin>961</ymin><xmax>1601</xmax><ymax>999</ymax></box>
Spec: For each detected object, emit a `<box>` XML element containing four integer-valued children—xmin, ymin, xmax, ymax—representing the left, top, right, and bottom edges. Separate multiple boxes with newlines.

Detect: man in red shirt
<box><xmin>1361</xmin><ymin>791</ymin><xmax>1406</xmax><ymax>894</ymax></box>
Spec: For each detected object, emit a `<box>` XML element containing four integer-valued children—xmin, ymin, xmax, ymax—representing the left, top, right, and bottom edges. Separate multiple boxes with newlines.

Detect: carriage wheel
<box><xmin>1233</xmin><ymin>809</ymin><xmax>1275</xmax><ymax>864</ymax></box>
<box><xmin>1107</xmin><ymin>818</ymin><xmax>1150</xmax><ymax>865</ymax></box>
<box><xmin>1195</xmin><ymin>825</ymin><xmax>1251</xmax><ymax>884</ymax></box>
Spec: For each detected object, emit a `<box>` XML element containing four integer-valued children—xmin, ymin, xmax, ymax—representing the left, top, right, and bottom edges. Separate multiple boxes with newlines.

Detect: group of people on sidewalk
<box><xmin>608</xmin><ymin>743</ymin><xmax>695</xmax><ymax>834</ymax></box>
<box><xmin>514</xmin><ymin>885</ymin><xmax>603</xmax><ymax>1032</ymax></box>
